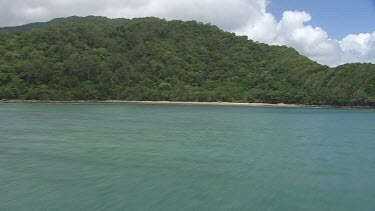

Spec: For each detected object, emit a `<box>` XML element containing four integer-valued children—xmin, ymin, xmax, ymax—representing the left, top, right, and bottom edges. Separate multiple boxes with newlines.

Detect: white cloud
<box><xmin>0</xmin><ymin>0</ymin><xmax>373</xmax><ymax>66</ymax></box>
<box><xmin>236</xmin><ymin>9</ymin><xmax>374</xmax><ymax>66</ymax></box>
<box><xmin>340</xmin><ymin>32</ymin><xmax>375</xmax><ymax>64</ymax></box>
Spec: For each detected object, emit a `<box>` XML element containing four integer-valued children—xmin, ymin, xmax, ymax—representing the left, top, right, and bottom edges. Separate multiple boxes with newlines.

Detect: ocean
<box><xmin>1</xmin><ymin>103</ymin><xmax>374</xmax><ymax>210</ymax></box>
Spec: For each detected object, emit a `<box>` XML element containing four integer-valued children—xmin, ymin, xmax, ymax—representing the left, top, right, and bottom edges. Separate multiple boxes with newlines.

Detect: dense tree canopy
<box><xmin>0</xmin><ymin>16</ymin><xmax>374</xmax><ymax>107</ymax></box>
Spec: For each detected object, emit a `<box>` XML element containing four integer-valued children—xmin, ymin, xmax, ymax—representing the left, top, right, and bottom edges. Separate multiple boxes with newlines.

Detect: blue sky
<box><xmin>268</xmin><ymin>0</ymin><xmax>375</xmax><ymax>39</ymax></box>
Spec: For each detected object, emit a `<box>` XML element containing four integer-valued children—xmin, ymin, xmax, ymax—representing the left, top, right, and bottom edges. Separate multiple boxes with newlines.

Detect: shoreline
<box><xmin>0</xmin><ymin>99</ymin><xmax>373</xmax><ymax>109</ymax></box>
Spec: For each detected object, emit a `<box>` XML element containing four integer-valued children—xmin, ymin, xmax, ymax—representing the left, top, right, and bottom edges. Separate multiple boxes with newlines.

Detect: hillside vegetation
<box><xmin>0</xmin><ymin>16</ymin><xmax>374</xmax><ymax>106</ymax></box>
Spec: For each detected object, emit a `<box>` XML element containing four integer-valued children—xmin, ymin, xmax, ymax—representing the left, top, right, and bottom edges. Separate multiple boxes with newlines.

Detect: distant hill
<box><xmin>0</xmin><ymin>16</ymin><xmax>130</xmax><ymax>33</ymax></box>
<box><xmin>0</xmin><ymin>16</ymin><xmax>374</xmax><ymax>107</ymax></box>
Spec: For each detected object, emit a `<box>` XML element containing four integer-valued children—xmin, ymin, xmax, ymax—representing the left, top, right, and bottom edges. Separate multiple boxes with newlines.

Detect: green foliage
<box><xmin>0</xmin><ymin>16</ymin><xmax>374</xmax><ymax>106</ymax></box>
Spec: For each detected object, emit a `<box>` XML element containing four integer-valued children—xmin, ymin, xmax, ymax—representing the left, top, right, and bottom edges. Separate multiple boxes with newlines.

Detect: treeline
<box><xmin>0</xmin><ymin>16</ymin><xmax>374</xmax><ymax>106</ymax></box>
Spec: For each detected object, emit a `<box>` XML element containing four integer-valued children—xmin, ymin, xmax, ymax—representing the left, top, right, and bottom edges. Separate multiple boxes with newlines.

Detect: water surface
<box><xmin>0</xmin><ymin>104</ymin><xmax>374</xmax><ymax>210</ymax></box>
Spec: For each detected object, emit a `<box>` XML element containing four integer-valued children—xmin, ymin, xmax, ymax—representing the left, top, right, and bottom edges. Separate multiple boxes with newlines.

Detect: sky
<box><xmin>0</xmin><ymin>0</ymin><xmax>374</xmax><ymax>67</ymax></box>
<box><xmin>268</xmin><ymin>0</ymin><xmax>375</xmax><ymax>39</ymax></box>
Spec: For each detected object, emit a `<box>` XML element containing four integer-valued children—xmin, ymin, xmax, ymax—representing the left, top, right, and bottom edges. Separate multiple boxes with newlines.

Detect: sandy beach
<box><xmin>0</xmin><ymin>99</ymin><xmax>325</xmax><ymax>108</ymax></box>
<box><xmin>1</xmin><ymin>99</ymin><xmax>373</xmax><ymax>109</ymax></box>
<box><xmin>110</xmin><ymin>101</ymin><xmax>304</xmax><ymax>107</ymax></box>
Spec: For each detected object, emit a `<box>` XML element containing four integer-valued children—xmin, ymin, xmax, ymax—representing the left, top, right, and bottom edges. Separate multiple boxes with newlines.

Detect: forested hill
<box><xmin>1</xmin><ymin>16</ymin><xmax>130</xmax><ymax>34</ymax></box>
<box><xmin>0</xmin><ymin>16</ymin><xmax>374</xmax><ymax>107</ymax></box>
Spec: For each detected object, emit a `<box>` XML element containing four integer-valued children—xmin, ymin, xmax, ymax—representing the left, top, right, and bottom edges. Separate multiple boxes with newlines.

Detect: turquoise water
<box><xmin>0</xmin><ymin>104</ymin><xmax>374</xmax><ymax>211</ymax></box>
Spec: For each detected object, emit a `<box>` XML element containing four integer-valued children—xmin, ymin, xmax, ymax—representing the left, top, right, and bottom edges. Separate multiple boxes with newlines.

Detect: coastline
<box><xmin>0</xmin><ymin>99</ymin><xmax>373</xmax><ymax>109</ymax></box>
